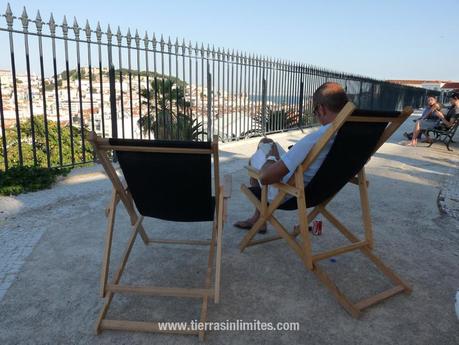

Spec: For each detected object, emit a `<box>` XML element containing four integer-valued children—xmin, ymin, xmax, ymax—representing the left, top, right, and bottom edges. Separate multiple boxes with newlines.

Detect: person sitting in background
<box><xmin>407</xmin><ymin>96</ymin><xmax>444</xmax><ymax>146</ymax></box>
<box><xmin>438</xmin><ymin>90</ymin><xmax>459</xmax><ymax>128</ymax></box>
<box><xmin>233</xmin><ymin>82</ymin><xmax>348</xmax><ymax>233</ymax></box>
<box><xmin>404</xmin><ymin>92</ymin><xmax>459</xmax><ymax>143</ymax></box>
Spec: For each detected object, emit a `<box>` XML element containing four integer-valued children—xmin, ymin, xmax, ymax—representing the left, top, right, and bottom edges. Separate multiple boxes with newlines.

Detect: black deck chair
<box><xmin>89</xmin><ymin>133</ymin><xmax>231</xmax><ymax>340</ymax></box>
<box><xmin>427</xmin><ymin>117</ymin><xmax>458</xmax><ymax>151</ymax></box>
<box><xmin>239</xmin><ymin>102</ymin><xmax>413</xmax><ymax>317</ymax></box>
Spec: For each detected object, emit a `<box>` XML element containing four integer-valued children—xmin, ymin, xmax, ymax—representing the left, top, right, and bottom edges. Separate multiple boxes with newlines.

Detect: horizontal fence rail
<box><xmin>0</xmin><ymin>4</ymin><xmax>440</xmax><ymax>170</ymax></box>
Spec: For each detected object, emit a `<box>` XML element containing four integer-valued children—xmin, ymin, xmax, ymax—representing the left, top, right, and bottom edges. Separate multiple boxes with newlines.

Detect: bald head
<box><xmin>313</xmin><ymin>82</ymin><xmax>348</xmax><ymax>114</ymax></box>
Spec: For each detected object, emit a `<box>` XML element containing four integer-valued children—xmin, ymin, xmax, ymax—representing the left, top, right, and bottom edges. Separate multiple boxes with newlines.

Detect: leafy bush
<box><xmin>0</xmin><ymin>115</ymin><xmax>93</xmax><ymax>170</ymax></box>
<box><xmin>0</xmin><ymin>165</ymin><xmax>70</xmax><ymax>196</ymax></box>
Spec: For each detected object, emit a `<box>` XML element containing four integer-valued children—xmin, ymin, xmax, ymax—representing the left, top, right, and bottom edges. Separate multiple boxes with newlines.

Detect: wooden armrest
<box><xmin>245</xmin><ymin>165</ymin><xmax>261</xmax><ymax>179</ymax></box>
<box><xmin>271</xmin><ymin>182</ymin><xmax>300</xmax><ymax>197</ymax></box>
<box><xmin>220</xmin><ymin>175</ymin><xmax>232</xmax><ymax>223</ymax></box>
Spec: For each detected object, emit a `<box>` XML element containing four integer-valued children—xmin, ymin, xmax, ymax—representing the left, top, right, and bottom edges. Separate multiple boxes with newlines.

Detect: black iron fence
<box><xmin>0</xmin><ymin>4</ymin><xmax>439</xmax><ymax>170</ymax></box>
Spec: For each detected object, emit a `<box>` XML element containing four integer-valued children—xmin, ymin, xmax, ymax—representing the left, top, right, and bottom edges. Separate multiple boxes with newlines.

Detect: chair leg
<box><xmin>214</xmin><ymin>188</ymin><xmax>225</xmax><ymax>304</ymax></box>
<box><xmin>312</xmin><ymin>265</ymin><xmax>360</xmax><ymax>318</ymax></box>
<box><xmin>100</xmin><ymin>190</ymin><xmax>119</xmax><ymax>298</ymax></box>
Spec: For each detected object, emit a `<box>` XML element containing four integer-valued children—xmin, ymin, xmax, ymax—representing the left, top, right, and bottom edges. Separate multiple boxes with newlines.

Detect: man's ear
<box><xmin>319</xmin><ymin>104</ymin><xmax>326</xmax><ymax>117</ymax></box>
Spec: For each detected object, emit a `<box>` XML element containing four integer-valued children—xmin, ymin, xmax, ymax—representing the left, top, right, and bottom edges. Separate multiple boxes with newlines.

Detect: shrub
<box><xmin>0</xmin><ymin>165</ymin><xmax>70</xmax><ymax>196</ymax></box>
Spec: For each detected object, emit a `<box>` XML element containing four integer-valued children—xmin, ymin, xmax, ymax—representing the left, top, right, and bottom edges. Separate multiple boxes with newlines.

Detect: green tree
<box><xmin>138</xmin><ymin>77</ymin><xmax>206</xmax><ymax>140</ymax></box>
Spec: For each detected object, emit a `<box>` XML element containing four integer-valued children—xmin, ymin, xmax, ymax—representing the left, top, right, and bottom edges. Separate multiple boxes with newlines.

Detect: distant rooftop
<box><xmin>387</xmin><ymin>79</ymin><xmax>459</xmax><ymax>91</ymax></box>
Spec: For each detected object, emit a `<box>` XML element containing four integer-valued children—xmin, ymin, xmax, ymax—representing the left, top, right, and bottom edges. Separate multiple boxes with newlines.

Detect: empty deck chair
<box><xmin>238</xmin><ymin>102</ymin><xmax>413</xmax><ymax>317</ymax></box>
<box><xmin>89</xmin><ymin>133</ymin><xmax>231</xmax><ymax>340</ymax></box>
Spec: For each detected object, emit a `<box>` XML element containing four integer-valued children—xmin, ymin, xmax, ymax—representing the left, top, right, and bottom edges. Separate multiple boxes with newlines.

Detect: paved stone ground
<box><xmin>0</xmin><ymin>116</ymin><xmax>458</xmax><ymax>345</ymax></box>
<box><xmin>439</xmin><ymin>165</ymin><xmax>459</xmax><ymax>220</ymax></box>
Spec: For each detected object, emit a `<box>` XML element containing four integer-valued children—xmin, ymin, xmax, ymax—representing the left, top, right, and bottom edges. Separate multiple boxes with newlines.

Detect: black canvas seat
<box><xmin>238</xmin><ymin>102</ymin><xmax>413</xmax><ymax>318</ymax></box>
<box><xmin>89</xmin><ymin>134</ymin><xmax>231</xmax><ymax>340</ymax></box>
<box><xmin>110</xmin><ymin>138</ymin><xmax>215</xmax><ymax>221</ymax></box>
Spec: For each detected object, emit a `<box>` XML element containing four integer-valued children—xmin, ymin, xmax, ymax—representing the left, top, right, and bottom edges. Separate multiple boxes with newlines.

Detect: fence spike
<box><xmin>126</xmin><ymin>28</ymin><xmax>132</xmax><ymax>46</ymax></box>
<box><xmin>48</xmin><ymin>13</ymin><xmax>56</xmax><ymax>35</ymax></box>
<box><xmin>116</xmin><ymin>26</ymin><xmax>122</xmax><ymax>44</ymax></box>
<box><xmin>144</xmin><ymin>31</ymin><xmax>149</xmax><ymax>49</ymax></box>
<box><xmin>20</xmin><ymin>6</ymin><xmax>29</xmax><ymax>30</ymax></box>
<box><xmin>181</xmin><ymin>38</ymin><xmax>186</xmax><ymax>55</ymax></box>
<box><xmin>73</xmin><ymin>17</ymin><xmax>80</xmax><ymax>38</ymax></box>
<box><xmin>166</xmin><ymin>35</ymin><xmax>172</xmax><ymax>52</ymax></box>
<box><xmin>134</xmin><ymin>29</ymin><xmax>140</xmax><ymax>47</ymax></box>
<box><xmin>62</xmin><ymin>15</ymin><xmax>69</xmax><ymax>36</ymax></box>
<box><xmin>5</xmin><ymin>3</ymin><xmax>13</xmax><ymax>28</ymax></box>
<box><xmin>85</xmin><ymin>20</ymin><xmax>91</xmax><ymax>41</ymax></box>
<box><xmin>35</xmin><ymin>10</ymin><xmax>43</xmax><ymax>33</ymax></box>
<box><xmin>152</xmin><ymin>32</ymin><xmax>157</xmax><ymax>47</ymax></box>
<box><xmin>160</xmin><ymin>34</ymin><xmax>165</xmax><ymax>51</ymax></box>
<box><xmin>106</xmin><ymin>24</ymin><xmax>113</xmax><ymax>43</ymax></box>
<box><xmin>174</xmin><ymin>37</ymin><xmax>179</xmax><ymax>54</ymax></box>
<box><xmin>95</xmin><ymin>21</ymin><xmax>102</xmax><ymax>41</ymax></box>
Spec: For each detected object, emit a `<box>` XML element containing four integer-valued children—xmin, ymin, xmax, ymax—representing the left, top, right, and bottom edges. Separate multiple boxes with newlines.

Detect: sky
<box><xmin>1</xmin><ymin>0</ymin><xmax>458</xmax><ymax>81</ymax></box>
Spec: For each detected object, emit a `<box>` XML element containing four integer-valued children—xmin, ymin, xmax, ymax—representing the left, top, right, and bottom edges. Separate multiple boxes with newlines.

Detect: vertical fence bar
<box><xmin>236</xmin><ymin>51</ymin><xmax>241</xmax><ymax>139</ymax></box>
<box><xmin>86</xmin><ymin>22</ymin><xmax>95</xmax><ymax>135</ymax></box>
<box><xmin>135</xmin><ymin>31</ymin><xmax>142</xmax><ymax>139</ymax></box>
<box><xmin>174</xmin><ymin>39</ymin><xmax>179</xmax><ymax>140</ymax></box>
<box><xmin>225</xmin><ymin>49</ymin><xmax>230</xmax><ymax>140</ymax></box>
<box><xmin>200</xmin><ymin>44</ymin><xmax>205</xmax><ymax>141</ymax></box>
<box><xmin>5</xmin><ymin>5</ymin><xmax>23</xmax><ymax>166</ymax></box>
<box><xmin>261</xmin><ymin>77</ymin><xmax>267</xmax><ymax>137</ymax></box>
<box><xmin>167</xmin><ymin>37</ymin><xmax>173</xmax><ymax>140</ymax></box>
<box><xmin>152</xmin><ymin>35</ymin><xmax>159</xmax><ymax>139</ymax></box>
<box><xmin>116</xmin><ymin>27</ymin><xmax>125</xmax><ymax>138</ymax></box>
<box><xmin>216</xmin><ymin>48</ymin><xmax>221</xmax><ymax>139</ymax></box>
<box><xmin>243</xmin><ymin>53</ymin><xmax>248</xmax><ymax>137</ymax></box>
<box><xmin>95</xmin><ymin>23</ymin><xmax>105</xmax><ymax>138</ymax></box>
<box><xmin>36</xmin><ymin>11</ymin><xmax>51</xmax><ymax>167</ymax></box>
<box><xmin>207</xmin><ymin>63</ymin><xmax>212</xmax><ymax>140</ymax></box>
<box><xmin>126</xmin><ymin>29</ymin><xmax>134</xmax><ymax>138</ymax></box>
<box><xmin>49</xmin><ymin>14</ymin><xmax>63</xmax><ymax>166</ymax></box>
<box><xmin>107</xmin><ymin>25</ymin><xmax>118</xmax><ymax>139</ymax></box>
<box><xmin>63</xmin><ymin>16</ymin><xmax>75</xmax><ymax>164</ymax></box>
<box><xmin>73</xmin><ymin>18</ymin><xmax>86</xmax><ymax>162</ymax></box>
<box><xmin>188</xmin><ymin>41</ymin><xmax>193</xmax><ymax>139</ymax></box>
<box><xmin>21</xmin><ymin>8</ymin><xmax>38</xmax><ymax>166</ymax></box>
<box><xmin>221</xmin><ymin>49</ymin><xmax>226</xmax><ymax>141</ymax></box>
<box><xmin>0</xmin><ymin>79</ymin><xmax>8</xmax><ymax>170</ymax></box>
<box><xmin>145</xmin><ymin>34</ymin><xmax>151</xmax><ymax>140</ymax></box>
<box><xmin>298</xmin><ymin>80</ymin><xmax>304</xmax><ymax>130</ymax></box>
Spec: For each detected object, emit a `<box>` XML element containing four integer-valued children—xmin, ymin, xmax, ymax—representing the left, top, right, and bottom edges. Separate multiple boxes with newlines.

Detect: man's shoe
<box><xmin>234</xmin><ymin>220</ymin><xmax>267</xmax><ymax>234</ymax></box>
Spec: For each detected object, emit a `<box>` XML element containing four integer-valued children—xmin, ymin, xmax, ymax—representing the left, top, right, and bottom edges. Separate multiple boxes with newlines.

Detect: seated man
<box><xmin>437</xmin><ymin>90</ymin><xmax>459</xmax><ymax>129</ymax></box>
<box><xmin>234</xmin><ymin>82</ymin><xmax>348</xmax><ymax>233</ymax></box>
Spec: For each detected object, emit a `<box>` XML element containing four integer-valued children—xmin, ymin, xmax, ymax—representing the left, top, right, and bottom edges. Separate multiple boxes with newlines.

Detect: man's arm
<box><xmin>259</xmin><ymin>160</ymin><xmax>289</xmax><ymax>185</ymax></box>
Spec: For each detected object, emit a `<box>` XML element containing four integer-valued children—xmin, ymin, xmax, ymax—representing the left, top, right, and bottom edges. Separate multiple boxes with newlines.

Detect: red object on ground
<box><xmin>312</xmin><ymin>220</ymin><xmax>322</xmax><ymax>236</ymax></box>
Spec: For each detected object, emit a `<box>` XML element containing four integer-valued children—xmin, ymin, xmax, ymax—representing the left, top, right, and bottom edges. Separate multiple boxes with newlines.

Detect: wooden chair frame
<box><xmin>89</xmin><ymin>133</ymin><xmax>231</xmax><ymax>340</ymax></box>
<box><xmin>238</xmin><ymin>103</ymin><xmax>413</xmax><ymax>317</ymax></box>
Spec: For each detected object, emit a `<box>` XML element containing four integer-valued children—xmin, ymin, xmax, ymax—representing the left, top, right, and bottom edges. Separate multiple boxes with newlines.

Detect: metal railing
<box><xmin>0</xmin><ymin>4</ymin><xmax>439</xmax><ymax>170</ymax></box>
